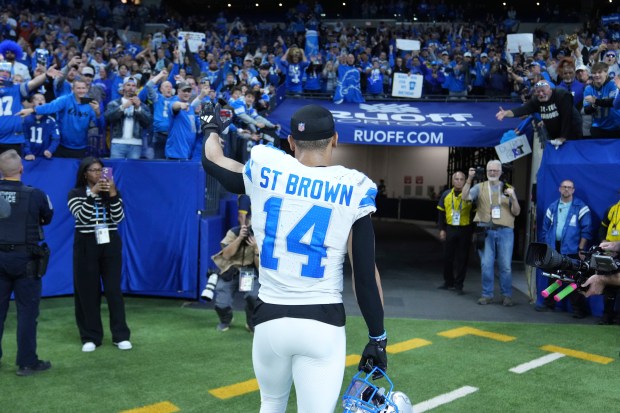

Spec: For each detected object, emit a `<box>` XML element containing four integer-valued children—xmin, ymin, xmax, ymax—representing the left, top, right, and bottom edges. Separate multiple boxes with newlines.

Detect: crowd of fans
<box><xmin>0</xmin><ymin>1</ymin><xmax>618</xmax><ymax>160</ymax></box>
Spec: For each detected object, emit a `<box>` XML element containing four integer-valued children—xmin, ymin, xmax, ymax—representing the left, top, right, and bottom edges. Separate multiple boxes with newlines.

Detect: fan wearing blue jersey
<box><xmin>17</xmin><ymin>79</ymin><xmax>101</xmax><ymax>158</ymax></box>
<box><xmin>165</xmin><ymin>81</ymin><xmax>199</xmax><ymax>160</ymax></box>
<box><xmin>201</xmin><ymin>103</ymin><xmax>386</xmax><ymax>413</ymax></box>
<box><xmin>584</xmin><ymin>62</ymin><xmax>620</xmax><ymax>138</ymax></box>
<box><xmin>0</xmin><ymin>62</ymin><xmax>56</xmax><ymax>155</ymax></box>
<box><xmin>141</xmin><ymin>69</ymin><xmax>176</xmax><ymax>159</ymax></box>
<box><xmin>23</xmin><ymin>94</ymin><xmax>60</xmax><ymax>160</ymax></box>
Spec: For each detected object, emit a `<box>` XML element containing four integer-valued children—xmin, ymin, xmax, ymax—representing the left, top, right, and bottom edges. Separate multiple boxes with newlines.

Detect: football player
<box><xmin>201</xmin><ymin>103</ymin><xmax>387</xmax><ymax>412</ymax></box>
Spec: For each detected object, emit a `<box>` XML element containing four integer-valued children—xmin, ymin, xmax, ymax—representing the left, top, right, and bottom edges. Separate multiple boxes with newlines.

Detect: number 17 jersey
<box><xmin>243</xmin><ymin>144</ymin><xmax>377</xmax><ymax>306</ymax></box>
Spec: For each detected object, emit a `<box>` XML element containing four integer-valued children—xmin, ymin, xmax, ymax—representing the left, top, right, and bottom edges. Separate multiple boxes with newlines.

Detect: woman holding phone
<box><xmin>67</xmin><ymin>157</ymin><xmax>131</xmax><ymax>352</ymax></box>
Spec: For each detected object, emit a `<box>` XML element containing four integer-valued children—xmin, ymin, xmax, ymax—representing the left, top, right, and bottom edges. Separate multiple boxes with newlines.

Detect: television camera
<box><xmin>525</xmin><ymin>243</ymin><xmax>620</xmax><ymax>301</ymax></box>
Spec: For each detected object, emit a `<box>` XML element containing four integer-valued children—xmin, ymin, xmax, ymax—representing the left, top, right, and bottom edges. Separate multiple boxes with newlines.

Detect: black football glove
<box><xmin>358</xmin><ymin>335</ymin><xmax>388</xmax><ymax>379</ymax></box>
<box><xmin>200</xmin><ymin>102</ymin><xmax>233</xmax><ymax>136</ymax></box>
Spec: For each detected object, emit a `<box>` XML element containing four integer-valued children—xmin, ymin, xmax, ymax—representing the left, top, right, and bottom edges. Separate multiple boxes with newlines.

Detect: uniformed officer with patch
<box><xmin>0</xmin><ymin>149</ymin><xmax>53</xmax><ymax>376</ymax></box>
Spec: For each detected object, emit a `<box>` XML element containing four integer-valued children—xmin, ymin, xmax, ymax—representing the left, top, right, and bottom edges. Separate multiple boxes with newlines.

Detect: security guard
<box><xmin>437</xmin><ymin>171</ymin><xmax>474</xmax><ymax>294</ymax></box>
<box><xmin>0</xmin><ymin>149</ymin><xmax>53</xmax><ymax>376</ymax></box>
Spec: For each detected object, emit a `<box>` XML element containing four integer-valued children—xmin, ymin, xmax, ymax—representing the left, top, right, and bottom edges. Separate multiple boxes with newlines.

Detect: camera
<box><xmin>201</xmin><ymin>272</ymin><xmax>218</xmax><ymax>301</ymax></box>
<box><xmin>525</xmin><ymin>243</ymin><xmax>620</xmax><ymax>301</ymax></box>
<box><xmin>474</xmin><ymin>166</ymin><xmax>486</xmax><ymax>181</ymax></box>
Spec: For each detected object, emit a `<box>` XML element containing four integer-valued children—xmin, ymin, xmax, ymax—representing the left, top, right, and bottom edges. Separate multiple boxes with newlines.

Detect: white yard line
<box><xmin>509</xmin><ymin>352</ymin><xmax>566</xmax><ymax>374</ymax></box>
<box><xmin>413</xmin><ymin>386</ymin><xmax>479</xmax><ymax>412</ymax></box>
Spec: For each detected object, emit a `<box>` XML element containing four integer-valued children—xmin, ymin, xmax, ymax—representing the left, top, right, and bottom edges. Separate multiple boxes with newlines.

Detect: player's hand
<box><xmin>358</xmin><ymin>335</ymin><xmax>388</xmax><ymax>379</ymax></box>
<box><xmin>200</xmin><ymin>102</ymin><xmax>232</xmax><ymax>136</ymax></box>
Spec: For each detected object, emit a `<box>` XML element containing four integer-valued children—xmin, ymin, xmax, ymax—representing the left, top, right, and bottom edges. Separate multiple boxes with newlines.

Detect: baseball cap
<box><xmin>176</xmin><ymin>81</ymin><xmax>192</xmax><ymax>91</ymax></box>
<box><xmin>464</xmin><ymin>52</ymin><xmax>472</xmax><ymax>57</ymax></box>
<box><xmin>259</xmin><ymin>63</ymin><xmax>270</xmax><ymax>70</ymax></box>
<box><xmin>441</xmin><ymin>50</ymin><xmax>449</xmax><ymax>56</ymax></box>
<box><xmin>123</xmin><ymin>76</ymin><xmax>137</xmax><ymax>85</ymax></box>
<box><xmin>81</xmin><ymin>66</ymin><xmax>95</xmax><ymax>76</ymax></box>
<box><xmin>290</xmin><ymin>104</ymin><xmax>335</xmax><ymax>141</ymax></box>
<box><xmin>576</xmin><ymin>64</ymin><xmax>590</xmax><ymax>73</ymax></box>
<box><xmin>529</xmin><ymin>61</ymin><xmax>541</xmax><ymax>67</ymax></box>
<box><xmin>480</xmin><ymin>52</ymin><xmax>488</xmax><ymax>57</ymax></box>
<box><xmin>0</xmin><ymin>61</ymin><xmax>11</xmax><ymax>81</ymax></box>
<box><xmin>244</xmin><ymin>53</ymin><xmax>253</xmax><ymax>61</ymax></box>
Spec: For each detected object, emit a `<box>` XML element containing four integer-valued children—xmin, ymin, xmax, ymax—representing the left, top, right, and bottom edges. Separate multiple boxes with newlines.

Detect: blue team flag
<box><xmin>305</xmin><ymin>30</ymin><xmax>319</xmax><ymax>58</ymax></box>
<box><xmin>333</xmin><ymin>65</ymin><xmax>365</xmax><ymax>104</ymax></box>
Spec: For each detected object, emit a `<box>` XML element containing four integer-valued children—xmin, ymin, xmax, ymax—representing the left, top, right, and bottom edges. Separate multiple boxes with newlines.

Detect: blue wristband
<box><xmin>369</xmin><ymin>331</ymin><xmax>387</xmax><ymax>341</ymax></box>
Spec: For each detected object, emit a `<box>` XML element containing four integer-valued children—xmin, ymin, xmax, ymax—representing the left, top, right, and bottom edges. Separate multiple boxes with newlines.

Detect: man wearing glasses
<box><xmin>537</xmin><ymin>180</ymin><xmax>592</xmax><ymax>317</ymax></box>
<box><xmin>496</xmin><ymin>80</ymin><xmax>582</xmax><ymax>148</ymax></box>
<box><xmin>462</xmin><ymin>160</ymin><xmax>521</xmax><ymax>307</ymax></box>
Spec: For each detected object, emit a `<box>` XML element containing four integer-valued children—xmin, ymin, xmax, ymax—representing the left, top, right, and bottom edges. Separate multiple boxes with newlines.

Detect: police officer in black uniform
<box><xmin>0</xmin><ymin>149</ymin><xmax>53</xmax><ymax>376</ymax></box>
<box><xmin>0</xmin><ymin>195</ymin><xmax>9</xmax><ymax>218</ymax></box>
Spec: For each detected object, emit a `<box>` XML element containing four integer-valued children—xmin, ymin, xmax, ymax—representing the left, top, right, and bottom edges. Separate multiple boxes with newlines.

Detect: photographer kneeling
<box><xmin>583</xmin><ymin>241</ymin><xmax>620</xmax><ymax>297</ymax></box>
<box><xmin>210</xmin><ymin>213</ymin><xmax>260</xmax><ymax>332</ymax></box>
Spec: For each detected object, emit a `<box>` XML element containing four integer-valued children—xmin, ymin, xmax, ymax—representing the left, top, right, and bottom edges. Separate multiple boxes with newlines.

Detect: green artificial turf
<box><xmin>0</xmin><ymin>297</ymin><xmax>618</xmax><ymax>412</ymax></box>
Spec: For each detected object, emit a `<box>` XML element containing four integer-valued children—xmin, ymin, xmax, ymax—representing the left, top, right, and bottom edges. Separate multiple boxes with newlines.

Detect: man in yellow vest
<box><xmin>462</xmin><ymin>160</ymin><xmax>521</xmax><ymax>306</ymax></box>
<box><xmin>437</xmin><ymin>171</ymin><xmax>474</xmax><ymax>294</ymax></box>
<box><xmin>596</xmin><ymin>199</ymin><xmax>620</xmax><ymax>324</ymax></box>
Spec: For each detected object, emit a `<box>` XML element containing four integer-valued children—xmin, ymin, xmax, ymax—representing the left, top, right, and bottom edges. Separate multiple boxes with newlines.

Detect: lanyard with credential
<box><xmin>487</xmin><ymin>182</ymin><xmax>501</xmax><ymax>207</ymax></box>
<box><xmin>94</xmin><ymin>202</ymin><xmax>107</xmax><ymax>225</ymax></box>
<box><xmin>451</xmin><ymin>189</ymin><xmax>463</xmax><ymax>214</ymax></box>
<box><xmin>451</xmin><ymin>189</ymin><xmax>464</xmax><ymax>225</ymax></box>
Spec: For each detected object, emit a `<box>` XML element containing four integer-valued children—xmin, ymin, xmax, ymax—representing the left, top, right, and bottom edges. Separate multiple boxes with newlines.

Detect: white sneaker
<box><xmin>114</xmin><ymin>340</ymin><xmax>132</xmax><ymax>350</ymax></box>
<box><xmin>82</xmin><ymin>342</ymin><xmax>96</xmax><ymax>352</ymax></box>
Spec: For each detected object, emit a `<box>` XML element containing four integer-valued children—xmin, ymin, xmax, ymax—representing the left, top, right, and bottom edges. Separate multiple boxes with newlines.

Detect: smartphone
<box><xmin>101</xmin><ymin>167</ymin><xmax>113</xmax><ymax>181</ymax></box>
<box><xmin>80</xmin><ymin>97</ymin><xmax>94</xmax><ymax>104</ymax></box>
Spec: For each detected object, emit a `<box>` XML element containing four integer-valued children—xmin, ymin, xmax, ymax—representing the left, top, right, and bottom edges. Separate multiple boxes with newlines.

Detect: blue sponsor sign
<box><xmin>269</xmin><ymin>99</ymin><xmax>521</xmax><ymax>147</ymax></box>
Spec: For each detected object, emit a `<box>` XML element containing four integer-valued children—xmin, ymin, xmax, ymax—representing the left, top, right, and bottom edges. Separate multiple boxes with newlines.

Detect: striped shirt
<box><xmin>67</xmin><ymin>187</ymin><xmax>124</xmax><ymax>234</ymax></box>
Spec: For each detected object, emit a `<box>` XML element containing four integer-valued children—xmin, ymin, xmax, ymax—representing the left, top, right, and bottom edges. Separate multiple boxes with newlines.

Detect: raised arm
<box><xmin>200</xmin><ymin>103</ymin><xmax>245</xmax><ymax>193</ymax></box>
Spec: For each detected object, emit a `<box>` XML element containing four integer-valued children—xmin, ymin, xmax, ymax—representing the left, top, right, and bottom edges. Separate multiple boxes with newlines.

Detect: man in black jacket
<box><xmin>495</xmin><ymin>80</ymin><xmax>583</xmax><ymax>147</ymax></box>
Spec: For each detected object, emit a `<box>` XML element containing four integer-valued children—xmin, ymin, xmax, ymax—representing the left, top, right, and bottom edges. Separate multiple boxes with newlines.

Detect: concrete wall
<box><xmin>332</xmin><ymin>145</ymin><xmax>450</xmax><ymax>199</ymax></box>
<box><xmin>332</xmin><ymin>144</ymin><xmax>530</xmax><ymax>201</ymax></box>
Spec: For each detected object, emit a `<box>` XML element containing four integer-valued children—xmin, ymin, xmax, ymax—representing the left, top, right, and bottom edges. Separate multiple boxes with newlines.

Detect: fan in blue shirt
<box><xmin>23</xmin><ymin>93</ymin><xmax>60</xmax><ymax>160</ymax></box>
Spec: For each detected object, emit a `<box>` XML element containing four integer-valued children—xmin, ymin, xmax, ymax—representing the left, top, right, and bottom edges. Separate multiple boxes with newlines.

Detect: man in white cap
<box><xmin>201</xmin><ymin>103</ymin><xmax>386</xmax><ymax>413</ymax></box>
<box><xmin>496</xmin><ymin>80</ymin><xmax>583</xmax><ymax>147</ymax></box>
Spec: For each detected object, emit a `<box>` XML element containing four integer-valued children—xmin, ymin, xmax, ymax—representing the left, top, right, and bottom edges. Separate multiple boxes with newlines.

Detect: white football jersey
<box><xmin>244</xmin><ymin>144</ymin><xmax>377</xmax><ymax>305</ymax></box>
